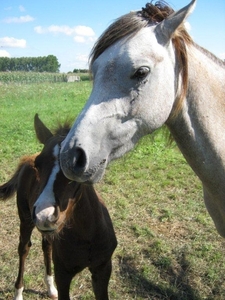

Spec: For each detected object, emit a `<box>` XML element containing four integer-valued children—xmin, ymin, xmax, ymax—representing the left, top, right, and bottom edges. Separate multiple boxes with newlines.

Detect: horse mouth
<box><xmin>84</xmin><ymin>159</ymin><xmax>107</xmax><ymax>183</ymax></box>
<box><xmin>38</xmin><ymin>228</ymin><xmax>57</xmax><ymax>235</ymax></box>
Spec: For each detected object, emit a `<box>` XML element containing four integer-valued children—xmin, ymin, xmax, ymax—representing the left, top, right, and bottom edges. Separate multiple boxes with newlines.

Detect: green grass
<box><xmin>0</xmin><ymin>81</ymin><xmax>225</xmax><ymax>299</ymax></box>
<box><xmin>0</xmin><ymin>81</ymin><xmax>91</xmax><ymax>178</ymax></box>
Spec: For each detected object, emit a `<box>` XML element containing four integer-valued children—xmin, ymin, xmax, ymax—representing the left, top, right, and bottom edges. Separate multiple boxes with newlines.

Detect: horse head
<box><xmin>33</xmin><ymin>114</ymin><xmax>75</xmax><ymax>233</ymax></box>
<box><xmin>60</xmin><ymin>0</ymin><xmax>196</xmax><ymax>183</ymax></box>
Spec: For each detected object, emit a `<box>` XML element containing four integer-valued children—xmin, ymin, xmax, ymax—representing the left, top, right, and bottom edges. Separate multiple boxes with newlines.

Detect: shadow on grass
<box><xmin>118</xmin><ymin>254</ymin><xmax>202</xmax><ymax>300</ymax></box>
<box><xmin>0</xmin><ymin>289</ymin><xmax>48</xmax><ymax>299</ymax></box>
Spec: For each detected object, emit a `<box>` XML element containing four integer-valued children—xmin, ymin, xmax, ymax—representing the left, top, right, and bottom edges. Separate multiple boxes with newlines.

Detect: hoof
<box><xmin>45</xmin><ymin>275</ymin><xmax>58</xmax><ymax>299</ymax></box>
<box><xmin>14</xmin><ymin>286</ymin><xmax>24</xmax><ymax>300</ymax></box>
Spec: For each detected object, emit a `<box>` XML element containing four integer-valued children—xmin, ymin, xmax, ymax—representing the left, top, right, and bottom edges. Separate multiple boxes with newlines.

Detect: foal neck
<box><xmin>66</xmin><ymin>184</ymin><xmax>103</xmax><ymax>240</ymax></box>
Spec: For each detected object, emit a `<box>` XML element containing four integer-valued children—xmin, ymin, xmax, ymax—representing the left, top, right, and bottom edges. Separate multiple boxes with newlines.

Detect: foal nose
<box><xmin>33</xmin><ymin>205</ymin><xmax>59</xmax><ymax>232</ymax></box>
<box><xmin>60</xmin><ymin>146</ymin><xmax>88</xmax><ymax>182</ymax></box>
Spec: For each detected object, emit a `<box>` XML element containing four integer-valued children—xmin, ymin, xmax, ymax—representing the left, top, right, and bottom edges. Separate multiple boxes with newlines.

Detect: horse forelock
<box><xmin>52</xmin><ymin>120</ymin><xmax>72</xmax><ymax>138</ymax></box>
<box><xmin>89</xmin><ymin>1</ymin><xmax>193</xmax><ymax>117</ymax></box>
<box><xmin>141</xmin><ymin>0</ymin><xmax>174</xmax><ymax>23</ymax></box>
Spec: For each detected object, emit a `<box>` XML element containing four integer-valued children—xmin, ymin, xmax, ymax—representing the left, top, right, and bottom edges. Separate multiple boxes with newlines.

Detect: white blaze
<box><xmin>34</xmin><ymin>145</ymin><xmax>60</xmax><ymax>231</ymax></box>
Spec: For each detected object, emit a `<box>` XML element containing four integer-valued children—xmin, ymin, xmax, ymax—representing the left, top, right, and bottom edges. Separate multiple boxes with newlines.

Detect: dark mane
<box><xmin>89</xmin><ymin>1</ymin><xmax>193</xmax><ymax>117</ymax></box>
<box><xmin>52</xmin><ymin>120</ymin><xmax>72</xmax><ymax>137</ymax></box>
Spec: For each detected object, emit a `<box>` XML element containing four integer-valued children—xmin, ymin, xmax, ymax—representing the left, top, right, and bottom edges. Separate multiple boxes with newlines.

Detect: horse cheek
<box><xmin>135</xmin><ymin>81</ymin><xmax>174</xmax><ymax>133</ymax></box>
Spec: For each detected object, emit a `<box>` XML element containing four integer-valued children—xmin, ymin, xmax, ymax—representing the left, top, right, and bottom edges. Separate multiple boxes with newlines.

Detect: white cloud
<box><xmin>4</xmin><ymin>6</ymin><xmax>12</xmax><ymax>11</ymax></box>
<box><xmin>48</xmin><ymin>25</ymin><xmax>74</xmax><ymax>35</ymax></box>
<box><xmin>34</xmin><ymin>25</ymin><xmax>71</xmax><ymax>35</ymax></box>
<box><xmin>19</xmin><ymin>5</ymin><xmax>25</xmax><ymax>12</ymax></box>
<box><xmin>34</xmin><ymin>25</ymin><xmax>96</xmax><ymax>43</ymax></box>
<box><xmin>0</xmin><ymin>37</ymin><xmax>26</xmax><ymax>48</ymax></box>
<box><xmin>0</xmin><ymin>50</ymin><xmax>10</xmax><ymax>57</ymax></box>
<box><xmin>74</xmin><ymin>26</ymin><xmax>95</xmax><ymax>37</ymax></box>
<box><xmin>74</xmin><ymin>36</ymin><xmax>86</xmax><ymax>43</ymax></box>
<box><xmin>3</xmin><ymin>15</ymin><xmax>34</xmax><ymax>23</ymax></box>
<box><xmin>88</xmin><ymin>36</ymin><xmax>97</xmax><ymax>43</ymax></box>
<box><xmin>34</xmin><ymin>26</ymin><xmax>45</xmax><ymax>34</ymax></box>
<box><xmin>76</xmin><ymin>54</ymin><xmax>89</xmax><ymax>62</ymax></box>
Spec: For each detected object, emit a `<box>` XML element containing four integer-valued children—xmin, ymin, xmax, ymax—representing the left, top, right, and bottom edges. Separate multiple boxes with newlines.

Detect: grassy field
<box><xmin>0</xmin><ymin>81</ymin><xmax>225</xmax><ymax>299</ymax></box>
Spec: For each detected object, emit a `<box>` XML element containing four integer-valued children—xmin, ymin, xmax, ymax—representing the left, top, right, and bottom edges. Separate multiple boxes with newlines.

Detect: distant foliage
<box><xmin>73</xmin><ymin>68</ymin><xmax>89</xmax><ymax>73</ymax></box>
<box><xmin>0</xmin><ymin>55</ymin><xmax>61</xmax><ymax>73</ymax></box>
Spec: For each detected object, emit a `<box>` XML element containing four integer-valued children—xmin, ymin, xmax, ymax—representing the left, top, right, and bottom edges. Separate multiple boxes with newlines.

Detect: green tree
<box><xmin>0</xmin><ymin>55</ymin><xmax>61</xmax><ymax>72</ymax></box>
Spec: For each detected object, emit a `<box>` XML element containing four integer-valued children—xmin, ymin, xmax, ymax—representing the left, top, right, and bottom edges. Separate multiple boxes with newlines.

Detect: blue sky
<box><xmin>0</xmin><ymin>0</ymin><xmax>224</xmax><ymax>73</ymax></box>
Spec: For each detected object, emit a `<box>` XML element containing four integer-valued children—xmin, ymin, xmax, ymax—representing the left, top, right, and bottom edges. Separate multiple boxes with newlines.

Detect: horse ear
<box><xmin>34</xmin><ymin>113</ymin><xmax>53</xmax><ymax>144</ymax></box>
<box><xmin>155</xmin><ymin>0</ymin><xmax>196</xmax><ymax>44</ymax></box>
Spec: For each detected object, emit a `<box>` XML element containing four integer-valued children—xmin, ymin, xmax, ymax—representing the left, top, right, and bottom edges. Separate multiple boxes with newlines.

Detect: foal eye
<box><xmin>132</xmin><ymin>66</ymin><xmax>150</xmax><ymax>80</ymax></box>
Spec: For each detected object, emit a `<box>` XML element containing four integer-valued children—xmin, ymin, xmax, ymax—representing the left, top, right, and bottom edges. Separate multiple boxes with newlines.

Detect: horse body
<box><xmin>0</xmin><ymin>114</ymin><xmax>117</xmax><ymax>300</ymax></box>
<box><xmin>59</xmin><ymin>1</ymin><xmax>225</xmax><ymax>237</ymax></box>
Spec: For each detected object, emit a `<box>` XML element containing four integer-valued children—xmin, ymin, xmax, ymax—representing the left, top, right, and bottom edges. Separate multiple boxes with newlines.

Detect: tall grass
<box><xmin>0</xmin><ymin>81</ymin><xmax>225</xmax><ymax>299</ymax></box>
<box><xmin>0</xmin><ymin>71</ymin><xmax>91</xmax><ymax>84</ymax></box>
<box><xmin>0</xmin><ymin>71</ymin><xmax>67</xmax><ymax>84</ymax></box>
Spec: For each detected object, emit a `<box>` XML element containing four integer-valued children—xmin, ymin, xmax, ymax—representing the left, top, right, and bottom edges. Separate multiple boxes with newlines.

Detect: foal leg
<box><xmin>42</xmin><ymin>237</ymin><xmax>58</xmax><ymax>299</ymax></box>
<box><xmin>89</xmin><ymin>259</ymin><xmax>112</xmax><ymax>300</ymax></box>
<box><xmin>53</xmin><ymin>259</ymin><xmax>74</xmax><ymax>300</ymax></box>
<box><xmin>14</xmin><ymin>222</ymin><xmax>34</xmax><ymax>300</ymax></box>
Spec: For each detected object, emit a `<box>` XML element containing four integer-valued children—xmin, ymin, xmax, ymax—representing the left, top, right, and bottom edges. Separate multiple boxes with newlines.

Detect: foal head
<box><xmin>32</xmin><ymin>114</ymin><xmax>76</xmax><ymax>233</ymax></box>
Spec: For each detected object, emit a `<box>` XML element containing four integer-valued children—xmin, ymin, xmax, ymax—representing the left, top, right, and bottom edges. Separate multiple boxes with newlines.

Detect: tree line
<box><xmin>73</xmin><ymin>68</ymin><xmax>89</xmax><ymax>73</ymax></box>
<box><xmin>0</xmin><ymin>55</ymin><xmax>60</xmax><ymax>73</ymax></box>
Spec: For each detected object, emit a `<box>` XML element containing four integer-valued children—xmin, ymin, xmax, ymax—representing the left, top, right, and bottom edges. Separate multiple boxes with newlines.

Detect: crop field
<box><xmin>0</xmin><ymin>79</ymin><xmax>225</xmax><ymax>299</ymax></box>
<box><xmin>0</xmin><ymin>71</ymin><xmax>90</xmax><ymax>84</ymax></box>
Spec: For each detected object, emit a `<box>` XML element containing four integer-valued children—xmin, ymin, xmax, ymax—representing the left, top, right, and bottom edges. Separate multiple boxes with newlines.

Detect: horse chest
<box><xmin>53</xmin><ymin>230</ymin><xmax>115</xmax><ymax>273</ymax></box>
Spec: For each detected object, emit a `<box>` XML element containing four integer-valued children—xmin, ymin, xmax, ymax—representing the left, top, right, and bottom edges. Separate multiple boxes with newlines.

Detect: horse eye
<box><xmin>132</xmin><ymin>67</ymin><xmax>150</xmax><ymax>79</ymax></box>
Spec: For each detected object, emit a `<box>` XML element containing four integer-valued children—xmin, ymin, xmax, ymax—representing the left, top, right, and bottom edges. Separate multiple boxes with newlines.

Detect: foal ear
<box><xmin>34</xmin><ymin>113</ymin><xmax>53</xmax><ymax>144</ymax></box>
<box><xmin>155</xmin><ymin>0</ymin><xmax>196</xmax><ymax>44</ymax></box>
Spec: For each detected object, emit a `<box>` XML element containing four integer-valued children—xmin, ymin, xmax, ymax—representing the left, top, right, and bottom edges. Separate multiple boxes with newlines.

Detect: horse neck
<box><xmin>69</xmin><ymin>185</ymin><xmax>103</xmax><ymax>239</ymax></box>
<box><xmin>167</xmin><ymin>44</ymin><xmax>225</xmax><ymax>189</ymax></box>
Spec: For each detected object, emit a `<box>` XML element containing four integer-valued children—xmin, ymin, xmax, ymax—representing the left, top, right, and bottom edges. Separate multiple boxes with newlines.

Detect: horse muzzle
<box><xmin>32</xmin><ymin>205</ymin><xmax>60</xmax><ymax>233</ymax></box>
<box><xmin>60</xmin><ymin>144</ymin><xmax>107</xmax><ymax>183</ymax></box>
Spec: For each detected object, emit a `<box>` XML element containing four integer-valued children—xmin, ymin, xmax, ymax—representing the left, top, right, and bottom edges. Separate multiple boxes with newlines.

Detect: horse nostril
<box><xmin>74</xmin><ymin>147</ymin><xmax>87</xmax><ymax>169</ymax></box>
<box><xmin>48</xmin><ymin>205</ymin><xmax>59</xmax><ymax>223</ymax></box>
<box><xmin>60</xmin><ymin>145</ymin><xmax>88</xmax><ymax>181</ymax></box>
